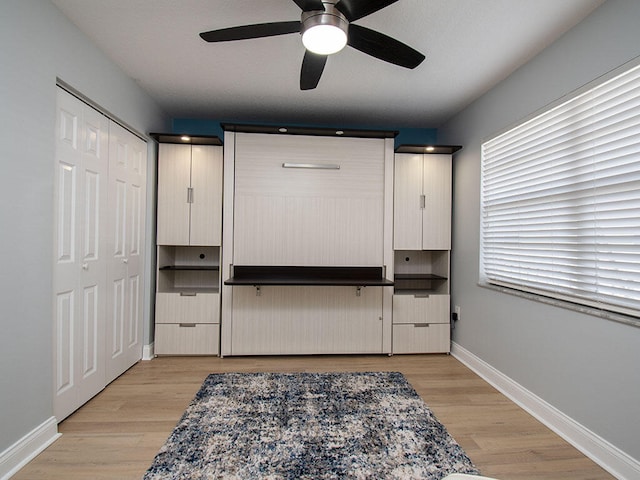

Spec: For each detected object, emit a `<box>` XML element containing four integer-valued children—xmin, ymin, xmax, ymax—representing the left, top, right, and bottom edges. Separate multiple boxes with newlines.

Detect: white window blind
<box><xmin>481</xmin><ymin>62</ymin><xmax>640</xmax><ymax>318</ymax></box>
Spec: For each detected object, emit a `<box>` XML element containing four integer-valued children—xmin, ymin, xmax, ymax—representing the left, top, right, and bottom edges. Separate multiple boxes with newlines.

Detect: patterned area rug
<box><xmin>144</xmin><ymin>372</ymin><xmax>479</xmax><ymax>479</ymax></box>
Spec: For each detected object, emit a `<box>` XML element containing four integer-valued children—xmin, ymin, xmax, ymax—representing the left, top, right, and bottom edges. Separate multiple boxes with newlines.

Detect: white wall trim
<box><xmin>451</xmin><ymin>342</ymin><xmax>640</xmax><ymax>480</ymax></box>
<box><xmin>0</xmin><ymin>417</ymin><xmax>60</xmax><ymax>480</ymax></box>
<box><xmin>142</xmin><ymin>342</ymin><xmax>155</xmax><ymax>361</ymax></box>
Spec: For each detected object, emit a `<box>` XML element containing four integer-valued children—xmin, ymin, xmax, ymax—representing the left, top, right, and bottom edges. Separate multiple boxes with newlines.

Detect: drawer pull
<box><xmin>180</xmin><ymin>292</ymin><xmax>197</xmax><ymax>296</ymax></box>
<box><xmin>414</xmin><ymin>323</ymin><xmax>430</xmax><ymax>328</ymax></box>
<box><xmin>179</xmin><ymin>323</ymin><xmax>196</xmax><ymax>328</ymax></box>
<box><xmin>414</xmin><ymin>293</ymin><xmax>430</xmax><ymax>298</ymax></box>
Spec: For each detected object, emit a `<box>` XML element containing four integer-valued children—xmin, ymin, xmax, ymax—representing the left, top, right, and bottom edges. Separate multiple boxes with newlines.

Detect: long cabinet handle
<box><xmin>187</xmin><ymin>187</ymin><xmax>194</xmax><ymax>204</ymax></box>
<box><xmin>282</xmin><ymin>162</ymin><xmax>340</xmax><ymax>170</ymax></box>
<box><xmin>420</xmin><ymin>194</ymin><xmax>426</xmax><ymax>209</ymax></box>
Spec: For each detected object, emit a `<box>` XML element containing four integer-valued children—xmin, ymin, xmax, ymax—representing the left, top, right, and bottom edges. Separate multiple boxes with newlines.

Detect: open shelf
<box><xmin>157</xmin><ymin>245</ymin><xmax>220</xmax><ymax>294</ymax></box>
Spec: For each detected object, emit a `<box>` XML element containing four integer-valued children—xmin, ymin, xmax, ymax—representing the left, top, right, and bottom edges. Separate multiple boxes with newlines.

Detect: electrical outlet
<box><xmin>454</xmin><ymin>305</ymin><xmax>461</xmax><ymax>321</ymax></box>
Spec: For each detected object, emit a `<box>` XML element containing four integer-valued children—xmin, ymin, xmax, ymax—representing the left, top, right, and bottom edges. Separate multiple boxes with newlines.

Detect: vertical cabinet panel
<box><xmin>422</xmin><ymin>155</ymin><xmax>452</xmax><ymax>250</ymax></box>
<box><xmin>156</xmin><ymin>144</ymin><xmax>191</xmax><ymax>245</ymax></box>
<box><xmin>190</xmin><ymin>146</ymin><xmax>223</xmax><ymax>246</ymax></box>
<box><xmin>393</xmin><ymin>154</ymin><xmax>423</xmax><ymax>250</ymax></box>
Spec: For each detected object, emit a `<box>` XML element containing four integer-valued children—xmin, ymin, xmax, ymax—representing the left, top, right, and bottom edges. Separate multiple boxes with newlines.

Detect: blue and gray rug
<box><xmin>143</xmin><ymin>371</ymin><xmax>479</xmax><ymax>479</ymax></box>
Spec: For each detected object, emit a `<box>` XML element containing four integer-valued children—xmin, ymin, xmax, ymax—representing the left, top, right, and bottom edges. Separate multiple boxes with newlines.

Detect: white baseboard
<box><xmin>0</xmin><ymin>416</ymin><xmax>60</xmax><ymax>480</ymax></box>
<box><xmin>142</xmin><ymin>342</ymin><xmax>154</xmax><ymax>361</ymax></box>
<box><xmin>451</xmin><ymin>342</ymin><xmax>640</xmax><ymax>480</ymax></box>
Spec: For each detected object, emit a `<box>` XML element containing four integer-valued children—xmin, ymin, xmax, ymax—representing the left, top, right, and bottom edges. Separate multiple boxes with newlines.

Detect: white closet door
<box><xmin>105</xmin><ymin>122</ymin><xmax>146</xmax><ymax>384</ymax></box>
<box><xmin>53</xmin><ymin>89</ymin><xmax>109</xmax><ymax>420</ymax></box>
<box><xmin>393</xmin><ymin>153</ymin><xmax>423</xmax><ymax>250</ymax></box>
<box><xmin>190</xmin><ymin>145</ymin><xmax>223</xmax><ymax>246</ymax></box>
<box><xmin>156</xmin><ymin>144</ymin><xmax>190</xmax><ymax>245</ymax></box>
<box><xmin>422</xmin><ymin>154</ymin><xmax>451</xmax><ymax>250</ymax></box>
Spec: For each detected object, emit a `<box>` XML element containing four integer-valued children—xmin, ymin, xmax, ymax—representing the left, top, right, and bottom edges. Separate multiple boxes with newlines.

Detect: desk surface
<box><xmin>225</xmin><ymin>266</ymin><xmax>394</xmax><ymax>286</ymax></box>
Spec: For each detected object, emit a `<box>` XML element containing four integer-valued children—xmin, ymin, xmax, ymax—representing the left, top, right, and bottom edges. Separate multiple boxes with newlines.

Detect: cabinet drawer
<box><xmin>392</xmin><ymin>323</ymin><xmax>450</xmax><ymax>354</ymax></box>
<box><xmin>155</xmin><ymin>323</ymin><xmax>219</xmax><ymax>355</ymax></box>
<box><xmin>155</xmin><ymin>292</ymin><xmax>219</xmax><ymax>324</ymax></box>
<box><xmin>393</xmin><ymin>294</ymin><xmax>449</xmax><ymax>324</ymax></box>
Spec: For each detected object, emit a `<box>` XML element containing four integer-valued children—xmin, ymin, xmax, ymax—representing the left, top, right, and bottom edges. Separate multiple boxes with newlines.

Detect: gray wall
<box><xmin>0</xmin><ymin>0</ymin><xmax>167</xmax><ymax>453</ymax></box>
<box><xmin>439</xmin><ymin>0</ymin><xmax>640</xmax><ymax>463</ymax></box>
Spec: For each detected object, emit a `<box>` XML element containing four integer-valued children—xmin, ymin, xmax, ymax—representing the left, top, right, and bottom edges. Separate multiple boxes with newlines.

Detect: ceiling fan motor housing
<box><xmin>301</xmin><ymin>2</ymin><xmax>349</xmax><ymax>54</ymax></box>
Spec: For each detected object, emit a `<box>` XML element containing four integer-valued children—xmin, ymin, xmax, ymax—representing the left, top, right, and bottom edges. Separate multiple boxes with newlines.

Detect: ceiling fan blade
<box><xmin>292</xmin><ymin>0</ymin><xmax>325</xmax><ymax>11</ymax></box>
<box><xmin>300</xmin><ymin>51</ymin><xmax>328</xmax><ymax>90</ymax></box>
<box><xmin>335</xmin><ymin>0</ymin><xmax>398</xmax><ymax>21</ymax></box>
<box><xmin>347</xmin><ymin>24</ymin><xmax>425</xmax><ymax>69</ymax></box>
<box><xmin>200</xmin><ymin>21</ymin><xmax>301</xmax><ymax>42</ymax></box>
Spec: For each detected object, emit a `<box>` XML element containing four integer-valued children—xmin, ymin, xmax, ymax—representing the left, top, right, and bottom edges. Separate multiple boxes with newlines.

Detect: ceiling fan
<box><xmin>199</xmin><ymin>0</ymin><xmax>425</xmax><ymax>90</ymax></box>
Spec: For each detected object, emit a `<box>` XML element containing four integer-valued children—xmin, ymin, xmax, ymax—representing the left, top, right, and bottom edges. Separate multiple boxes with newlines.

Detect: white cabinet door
<box><xmin>156</xmin><ymin>144</ymin><xmax>222</xmax><ymax>246</ymax></box>
<box><xmin>393</xmin><ymin>154</ymin><xmax>423</xmax><ymax>250</ymax></box>
<box><xmin>422</xmin><ymin>154</ymin><xmax>451</xmax><ymax>250</ymax></box>
<box><xmin>190</xmin><ymin>146</ymin><xmax>223</xmax><ymax>246</ymax></box>
<box><xmin>394</xmin><ymin>153</ymin><xmax>452</xmax><ymax>250</ymax></box>
<box><xmin>156</xmin><ymin>144</ymin><xmax>191</xmax><ymax>245</ymax></box>
<box><xmin>53</xmin><ymin>89</ymin><xmax>109</xmax><ymax>420</ymax></box>
<box><xmin>105</xmin><ymin>122</ymin><xmax>146</xmax><ymax>384</ymax></box>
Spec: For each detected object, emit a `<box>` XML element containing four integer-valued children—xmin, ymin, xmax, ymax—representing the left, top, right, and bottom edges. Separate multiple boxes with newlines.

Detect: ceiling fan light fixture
<box><xmin>301</xmin><ymin>6</ymin><xmax>349</xmax><ymax>55</ymax></box>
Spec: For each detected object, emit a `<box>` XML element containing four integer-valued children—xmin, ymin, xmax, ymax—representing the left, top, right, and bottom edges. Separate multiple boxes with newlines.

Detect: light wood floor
<box><xmin>15</xmin><ymin>355</ymin><xmax>613</xmax><ymax>479</ymax></box>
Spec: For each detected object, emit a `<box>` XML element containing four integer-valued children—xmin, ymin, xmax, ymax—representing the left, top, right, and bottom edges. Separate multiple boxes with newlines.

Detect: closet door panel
<box><xmin>190</xmin><ymin>146</ymin><xmax>223</xmax><ymax>246</ymax></box>
<box><xmin>156</xmin><ymin>144</ymin><xmax>191</xmax><ymax>245</ymax></box>
<box><xmin>106</xmin><ymin>123</ymin><xmax>146</xmax><ymax>383</ymax></box>
<box><xmin>393</xmin><ymin>153</ymin><xmax>423</xmax><ymax>250</ymax></box>
<box><xmin>233</xmin><ymin>133</ymin><xmax>385</xmax><ymax>266</ymax></box>
<box><xmin>53</xmin><ymin>90</ymin><xmax>109</xmax><ymax>420</ymax></box>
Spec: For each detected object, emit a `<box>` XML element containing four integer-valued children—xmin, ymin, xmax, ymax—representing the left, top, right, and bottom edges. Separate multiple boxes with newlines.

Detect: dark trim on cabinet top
<box><xmin>225</xmin><ymin>266</ymin><xmax>394</xmax><ymax>286</ymax></box>
<box><xmin>222</xmin><ymin>123</ymin><xmax>398</xmax><ymax>139</ymax></box>
<box><xmin>395</xmin><ymin>144</ymin><xmax>462</xmax><ymax>154</ymax></box>
<box><xmin>150</xmin><ymin>133</ymin><xmax>223</xmax><ymax>145</ymax></box>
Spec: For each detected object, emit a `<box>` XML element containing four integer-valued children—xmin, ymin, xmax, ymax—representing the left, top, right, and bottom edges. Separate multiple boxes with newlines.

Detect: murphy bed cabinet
<box><xmin>392</xmin><ymin>145</ymin><xmax>461</xmax><ymax>354</ymax></box>
<box><xmin>152</xmin><ymin>134</ymin><xmax>223</xmax><ymax>355</ymax></box>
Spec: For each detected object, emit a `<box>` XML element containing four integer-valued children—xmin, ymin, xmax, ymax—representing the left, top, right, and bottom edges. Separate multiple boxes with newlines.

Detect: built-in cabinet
<box><xmin>152</xmin><ymin>134</ymin><xmax>223</xmax><ymax>355</ymax></box>
<box><xmin>156</xmin><ymin>141</ymin><xmax>222</xmax><ymax>246</ymax></box>
<box><xmin>392</xmin><ymin>146</ymin><xmax>460</xmax><ymax>354</ymax></box>
<box><xmin>149</xmin><ymin>129</ymin><xmax>459</xmax><ymax>357</ymax></box>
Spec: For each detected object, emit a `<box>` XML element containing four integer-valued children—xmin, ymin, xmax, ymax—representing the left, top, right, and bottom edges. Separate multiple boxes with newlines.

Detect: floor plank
<box><xmin>14</xmin><ymin>355</ymin><xmax>614</xmax><ymax>479</ymax></box>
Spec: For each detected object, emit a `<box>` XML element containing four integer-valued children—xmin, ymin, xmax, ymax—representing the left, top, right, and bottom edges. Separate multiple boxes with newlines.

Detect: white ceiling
<box><xmin>52</xmin><ymin>0</ymin><xmax>605</xmax><ymax>128</ymax></box>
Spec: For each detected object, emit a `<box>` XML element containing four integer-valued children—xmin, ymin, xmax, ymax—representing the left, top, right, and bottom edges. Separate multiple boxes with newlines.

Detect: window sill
<box><xmin>478</xmin><ymin>281</ymin><xmax>640</xmax><ymax>329</ymax></box>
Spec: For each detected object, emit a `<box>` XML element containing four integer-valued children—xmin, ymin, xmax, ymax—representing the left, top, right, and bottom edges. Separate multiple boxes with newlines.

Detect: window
<box><xmin>480</xmin><ymin>61</ymin><xmax>640</xmax><ymax>320</ymax></box>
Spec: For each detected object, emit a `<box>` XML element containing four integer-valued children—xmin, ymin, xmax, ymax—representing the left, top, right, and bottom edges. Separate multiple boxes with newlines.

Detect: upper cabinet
<box><xmin>156</xmin><ymin>139</ymin><xmax>223</xmax><ymax>246</ymax></box>
<box><xmin>393</xmin><ymin>151</ymin><xmax>455</xmax><ymax>250</ymax></box>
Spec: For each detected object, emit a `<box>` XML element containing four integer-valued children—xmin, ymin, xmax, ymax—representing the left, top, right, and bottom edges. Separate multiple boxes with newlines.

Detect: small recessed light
<box><xmin>335</xmin><ymin>130</ymin><xmax>344</xmax><ymax>136</ymax></box>
<box><xmin>279</xmin><ymin>127</ymin><xmax>288</xmax><ymax>133</ymax></box>
<box><xmin>180</xmin><ymin>135</ymin><xmax>191</xmax><ymax>142</ymax></box>
<box><xmin>425</xmin><ymin>146</ymin><xmax>435</xmax><ymax>152</ymax></box>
